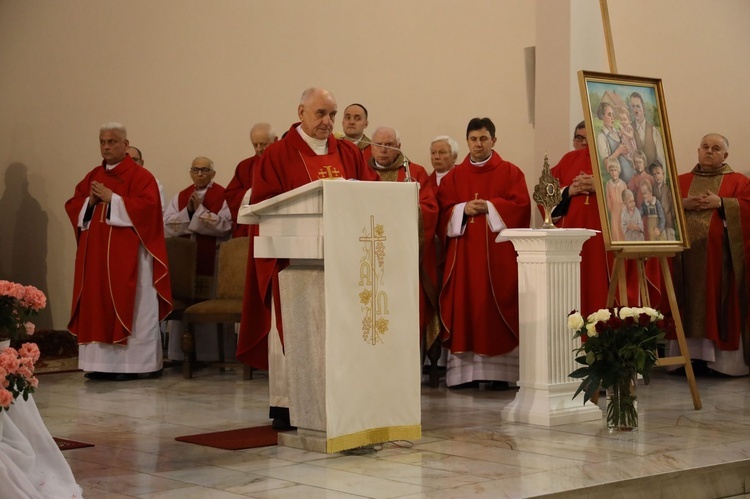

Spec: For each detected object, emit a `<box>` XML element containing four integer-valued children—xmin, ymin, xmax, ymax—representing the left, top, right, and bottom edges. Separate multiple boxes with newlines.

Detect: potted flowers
<box><xmin>0</xmin><ymin>279</ymin><xmax>46</xmax><ymax>346</ymax></box>
<box><xmin>568</xmin><ymin>307</ymin><xmax>672</xmax><ymax>431</ymax></box>
<box><xmin>0</xmin><ymin>280</ymin><xmax>45</xmax><ymax>412</ymax></box>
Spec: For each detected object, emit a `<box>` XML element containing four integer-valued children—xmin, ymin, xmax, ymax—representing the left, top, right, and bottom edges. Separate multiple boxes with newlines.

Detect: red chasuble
<box><xmin>549</xmin><ymin>147</ymin><xmax>661</xmax><ymax>313</ymax></box>
<box><xmin>237</xmin><ymin>123</ymin><xmax>379</xmax><ymax>370</ymax></box>
<box><xmin>177</xmin><ymin>182</ymin><xmax>227</xmax><ymax>276</ymax></box>
<box><xmin>225</xmin><ymin>156</ymin><xmax>257</xmax><ymax>237</ymax></box>
<box><xmin>65</xmin><ymin>155</ymin><xmax>172</xmax><ymax>345</ymax></box>
<box><xmin>672</xmin><ymin>166</ymin><xmax>750</xmax><ymax>357</ymax></box>
<box><xmin>426</xmin><ymin>170</ymin><xmax>439</xmax><ymax>190</ymax></box>
<box><xmin>437</xmin><ymin>151</ymin><xmax>531</xmax><ymax>356</ymax></box>
<box><xmin>361</xmin><ymin>145</ymin><xmax>372</xmax><ymax>165</ymax></box>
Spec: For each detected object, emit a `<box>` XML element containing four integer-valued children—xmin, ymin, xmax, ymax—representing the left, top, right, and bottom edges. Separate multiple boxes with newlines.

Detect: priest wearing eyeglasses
<box><xmin>163</xmin><ymin>156</ymin><xmax>233</xmax><ymax>273</ymax></box>
<box><xmin>65</xmin><ymin>122</ymin><xmax>172</xmax><ymax>381</ymax></box>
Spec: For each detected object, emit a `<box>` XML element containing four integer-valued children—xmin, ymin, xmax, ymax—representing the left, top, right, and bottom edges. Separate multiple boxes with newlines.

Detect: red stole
<box><xmin>177</xmin><ymin>183</ymin><xmax>226</xmax><ymax>276</ymax></box>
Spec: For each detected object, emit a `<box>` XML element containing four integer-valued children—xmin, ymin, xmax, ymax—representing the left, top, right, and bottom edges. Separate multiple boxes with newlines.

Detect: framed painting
<box><xmin>578</xmin><ymin>70</ymin><xmax>688</xmax><ymax>251</ymax></box>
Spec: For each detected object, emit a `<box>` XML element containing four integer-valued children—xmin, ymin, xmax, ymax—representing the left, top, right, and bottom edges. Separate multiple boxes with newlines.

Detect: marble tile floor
<box><xmin>34</xmin><ymin>367</ymin><xmax>750</xmax><ymax>499</ymax></box>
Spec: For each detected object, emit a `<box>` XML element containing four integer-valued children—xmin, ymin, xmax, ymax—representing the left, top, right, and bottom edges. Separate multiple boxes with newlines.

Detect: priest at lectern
<box><xmin>237</xmin><ymin>87</ymin><xmax>378</xmax><ymax>430</ymax></box>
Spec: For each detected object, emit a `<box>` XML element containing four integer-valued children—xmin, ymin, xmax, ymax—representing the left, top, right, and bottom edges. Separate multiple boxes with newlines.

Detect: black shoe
<box><xmin>112</xmin><ymin>373</ymin><xmax>139</xmax><ymax>382</ymax></box>
<box><xmin>692</xmin><ymin>360</ymin><xmax>710</xmax><ymax>377</ymax></box>
<box><xmin>84</xmin><ymin>372</ymin><xmax>117</xmax><ymax>381</ymax></box>
<box><xmin>271</xmin><ymin>417</ymin><xmax>295</xmax><ymax>431</ymax></box>
<box><xmin>449</xmin><ymin>381</ymin><xmax>480</xmax><ymax>390</ymax></box>
<box><xmin>485</xmin><ymin>381</ymin><xmax>510</xmax><ymax>391</ymax></box>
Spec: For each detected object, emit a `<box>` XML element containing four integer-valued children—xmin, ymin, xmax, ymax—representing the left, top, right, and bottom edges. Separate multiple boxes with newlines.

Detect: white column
<box><xmin>501</xmin><ymin>228</ymin><xmax>602</xmax><ymax>426</ymax></box>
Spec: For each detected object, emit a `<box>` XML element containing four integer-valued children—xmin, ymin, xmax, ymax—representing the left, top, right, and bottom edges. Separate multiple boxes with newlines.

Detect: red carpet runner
<box><xmin>175</xmin><ymin>425</ymin><xmax>279</xmax><ymax>450</ymax></box>
<box><xmin>53</xmin><ymin>437</ymin><xmax>94</xmax><ymax>451</ymax></box>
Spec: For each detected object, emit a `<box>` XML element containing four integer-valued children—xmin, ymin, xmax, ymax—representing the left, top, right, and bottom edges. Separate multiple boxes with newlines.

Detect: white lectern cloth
<box><xmin>323</xmin><ymin>181</ymin><xmax>422</xmax><ymax>450</ymax></box>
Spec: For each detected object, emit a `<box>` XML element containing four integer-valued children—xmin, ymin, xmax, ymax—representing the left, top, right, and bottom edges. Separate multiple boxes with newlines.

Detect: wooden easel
<box><xmin>607</xmin><ymin>249</ymin><xmax>701</xmax><ymax>410</ymax></box>
<box><xmin>596</xmin><ymin>0</ymin><xmax>700</xmax><ymax>410</ymax></box>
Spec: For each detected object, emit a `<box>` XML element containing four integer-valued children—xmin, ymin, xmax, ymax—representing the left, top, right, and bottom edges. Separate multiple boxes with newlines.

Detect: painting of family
<box><xmin>579</xmin><ymin>71</ymin><xmax>687</xmax><ymax>249</ymax></box>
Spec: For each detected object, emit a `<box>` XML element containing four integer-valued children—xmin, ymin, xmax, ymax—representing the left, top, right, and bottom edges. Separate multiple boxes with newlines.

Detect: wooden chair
<box><xmin>181</xmin><ymin>237</ymin><xmax>252</xmax><ymax>380</ymax></box>
<box><xmin>163</xmin><ymin>237</ymin><xmax>198</xmax><ymax>351</ymax></box>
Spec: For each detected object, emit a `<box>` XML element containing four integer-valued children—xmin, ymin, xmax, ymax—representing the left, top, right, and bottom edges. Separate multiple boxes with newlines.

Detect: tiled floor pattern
<box><xmin>35</xmin><ymin>367</ymin><xmax>750</xmax><ymax>498</ymax></box>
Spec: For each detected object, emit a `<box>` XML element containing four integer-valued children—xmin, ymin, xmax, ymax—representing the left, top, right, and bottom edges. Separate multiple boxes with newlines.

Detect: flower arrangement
<box><xmin>568</xmin><ymin>307</ymin><xmax>673</xmax><ymax>430</ymax></box>
<box><xmin>0</xmin><ymin>343</ymin><xmax>40</xmax><ymax>411</ymax></box>
<box><xmin>0</xmin><ymin>280</ymin><xmax>46</xmax><ymax>411</ymax></box>
<box><xmin>0</xmin><ymin>280</ymin><xmax>47</xmax><ymax>342</ymax></box>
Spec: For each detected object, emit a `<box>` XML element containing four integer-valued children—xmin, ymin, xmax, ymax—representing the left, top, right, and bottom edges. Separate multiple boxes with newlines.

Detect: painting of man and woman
<box><xmin>579</xmin><ymin>71</ymin><xmax>687</xmax><ymax>249</ymax></box>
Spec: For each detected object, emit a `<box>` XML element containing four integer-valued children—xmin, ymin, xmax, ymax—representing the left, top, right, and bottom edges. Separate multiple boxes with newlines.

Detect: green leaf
<box><xmin>584</xmin><ymin>377</ymin><xmax>601</xmax><ymax>403</ymax></box>
<box><xmin>569</xmin><ymin>367</ymin><xmax>590</xmax><ymax>379</ymax></box>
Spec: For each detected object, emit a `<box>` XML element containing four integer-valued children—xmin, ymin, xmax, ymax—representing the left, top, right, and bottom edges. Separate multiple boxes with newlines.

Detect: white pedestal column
<box><xmin>501</xmin><ymin>228</ymin><xmax>602</xmax><ymax>426</ymax></box>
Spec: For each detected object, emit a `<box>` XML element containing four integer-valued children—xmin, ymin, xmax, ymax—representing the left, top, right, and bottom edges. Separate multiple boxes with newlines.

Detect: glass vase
<box><xmin>606</xmin><ymin>374</ymin><xmax>638</xmax><ymax>431</ymax></box>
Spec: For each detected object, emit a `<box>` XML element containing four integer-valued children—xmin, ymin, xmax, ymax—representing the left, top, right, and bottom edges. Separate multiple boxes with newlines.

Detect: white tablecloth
<box><xmin>0</xmin><ymin>395</ymin><xmax>83</xmax><ymax>498</ymax></box>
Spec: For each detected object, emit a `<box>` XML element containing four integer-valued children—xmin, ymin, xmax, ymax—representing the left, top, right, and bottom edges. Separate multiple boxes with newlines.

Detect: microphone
<box><xmin>354</xmin><ymin>138</ymin><xmax>413</xmax><ymax>183</ymax></box>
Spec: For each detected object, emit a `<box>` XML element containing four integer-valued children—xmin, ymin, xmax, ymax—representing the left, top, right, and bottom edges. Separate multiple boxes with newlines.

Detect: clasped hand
<box><xmin>187</xmin><ymin>192</ymin><xmax>202</xmax><ymax>213</ymax></box>
<box><xmin>464</xmin><ymin>199</ymin><xmax>488</xmax><ymax>216</ymax></box>
<box><xmin>569</xmin><ymin>173</ymin><xmax>595</xmax><ymax>197</ymax></box>
<box><xmin>89</xmin><ymin>181</ymin><xmax>113</xmax><ymax>205</ymax></box>
<box><xmin>683</xmin><ymin>190</ymin><xmax>721</xmax><ymax>211</ymax></box>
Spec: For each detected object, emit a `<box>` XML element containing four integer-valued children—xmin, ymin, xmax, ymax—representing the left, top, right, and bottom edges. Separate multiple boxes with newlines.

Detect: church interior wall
<box><xmin>0</xmin><ymin>0</ymin><xmax>747</xmax><ymax>329</ymax></box>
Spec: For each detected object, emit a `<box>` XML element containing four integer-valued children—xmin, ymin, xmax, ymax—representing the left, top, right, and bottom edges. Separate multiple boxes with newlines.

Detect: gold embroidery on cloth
<box><xmin>317</xmin><ymin>165</ymin><xmax>341</xmax><ymax>179</ymax></box>
<box><xmin>359</xmin><ymin>215</ymin><xmax>388</xmax><ymax>345</ymax></box>
<box><xmin>377</xmin><ymin>169</ymin><xmax>398</xmax><ymax>182</ymax></box>
<box><xmin>680</xmin><ymin>171</ymin><xmax>723</xmax><ymax>339</ymax></box>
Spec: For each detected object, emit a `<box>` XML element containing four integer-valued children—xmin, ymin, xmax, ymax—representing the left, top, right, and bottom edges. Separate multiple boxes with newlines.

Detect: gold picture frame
<box><xmin>578</xmin><ymin>70</ymin><xmax>688</xmax><ymax>251</ymax></box>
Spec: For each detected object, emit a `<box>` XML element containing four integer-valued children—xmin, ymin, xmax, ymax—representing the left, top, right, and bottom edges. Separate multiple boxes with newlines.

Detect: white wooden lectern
<box><xmin>239</xmin><ymin>179</ymin><xmax>422</xmax><ymax>453</ymax></box>
<box><xmin>500</xmin><ymin>228</ymin><xmax>603</xmax><ymax>426</ymax></box>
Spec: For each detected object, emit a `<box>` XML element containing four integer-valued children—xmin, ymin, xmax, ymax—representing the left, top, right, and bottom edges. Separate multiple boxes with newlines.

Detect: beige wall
<box><xmin>0</xmin><ymin>0</ymin><xmax>748</xmax><ymax>329</ymax></box>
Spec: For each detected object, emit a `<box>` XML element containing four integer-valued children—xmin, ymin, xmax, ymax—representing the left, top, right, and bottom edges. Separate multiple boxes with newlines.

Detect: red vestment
<box><xmin>237</xmin><ymin>124</ymin><xmax>379</xmax><ymax>369</ymax></box>
<box><xmin>176</xmin><ymin>182</ymin><xmax>227</xmax><ymax>276</ymax></box>
<box><xmin>671</xmin><ymin>166</ymin><xmax>750</xmax><ymax>358</ymax></box>
<box><xmin>438</xmin><ymin>152</ymin><xmax>530</xmax><ymax>356</ymax></box>
<box><xmin>362</xmin><ymin>144</ymin><xmax>372</xmax><ymax>165</ymax></box>
<box><xmin>550</xmin><ymin>148</ymin><xmax>610</xmax><ymax>315</ymax></box>
<box><xmin>65</xmin><ymin>156</ymin><xmax>172</xmax><ymax>345</ymax></box>
<box><xmin>426</xmin><ymin>170</ymin><xmax>439</xmax><ymax>190</ymax></box>
<box><xmin>548</xmin><ymin>147</ymin><xmax>660</xmax><ymax>313</ymax></box>
<box><xmin>225</xmin><ymin>156</ymin><xmax>257</xmax><ymax>237</ymax></box>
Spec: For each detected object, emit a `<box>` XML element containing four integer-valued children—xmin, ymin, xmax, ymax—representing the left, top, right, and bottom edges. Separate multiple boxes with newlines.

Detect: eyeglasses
<box><xmin>574</xmin><ymin>134</ymin><xmax>587</xmax><ymax>142</ymax></box>
<box><xmin>190</xmin><ymin>167</ymin><xmax>213</xmax><ymax>174</ymax></box>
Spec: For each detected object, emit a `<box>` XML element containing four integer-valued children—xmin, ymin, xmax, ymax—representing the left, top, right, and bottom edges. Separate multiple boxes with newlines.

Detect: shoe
<box><xmin>448</xmin><ymin>381</ymin><xmax>480</xmax><ymax>390</ymax></box>
<box><xmin>112</xmin><ymin>373</ymin><xmax>139</xmax><ymax>382</ymax></box>
<box><xmin>84</xmin><ymin>372</ymin><xmax>117</xmax><ymax>381</ymax></box>
<box><xmin>692</xmin><ymin>360</ymin><xmax>710</xmax><ymax>377</ymax></box>
<box><xmin>485</xmin><ymin>381</ymin><xmax>510</xmax><ymax>391</ymax></box>
<box><xmin>271</xmin><ymin>417</ymin><xmax>295</xmax><ymax>431</ymax></box>
<box><xmin>137</xmin><ymin>369</ymin><xmax>163</xmax><ymax>379</ymax></box>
